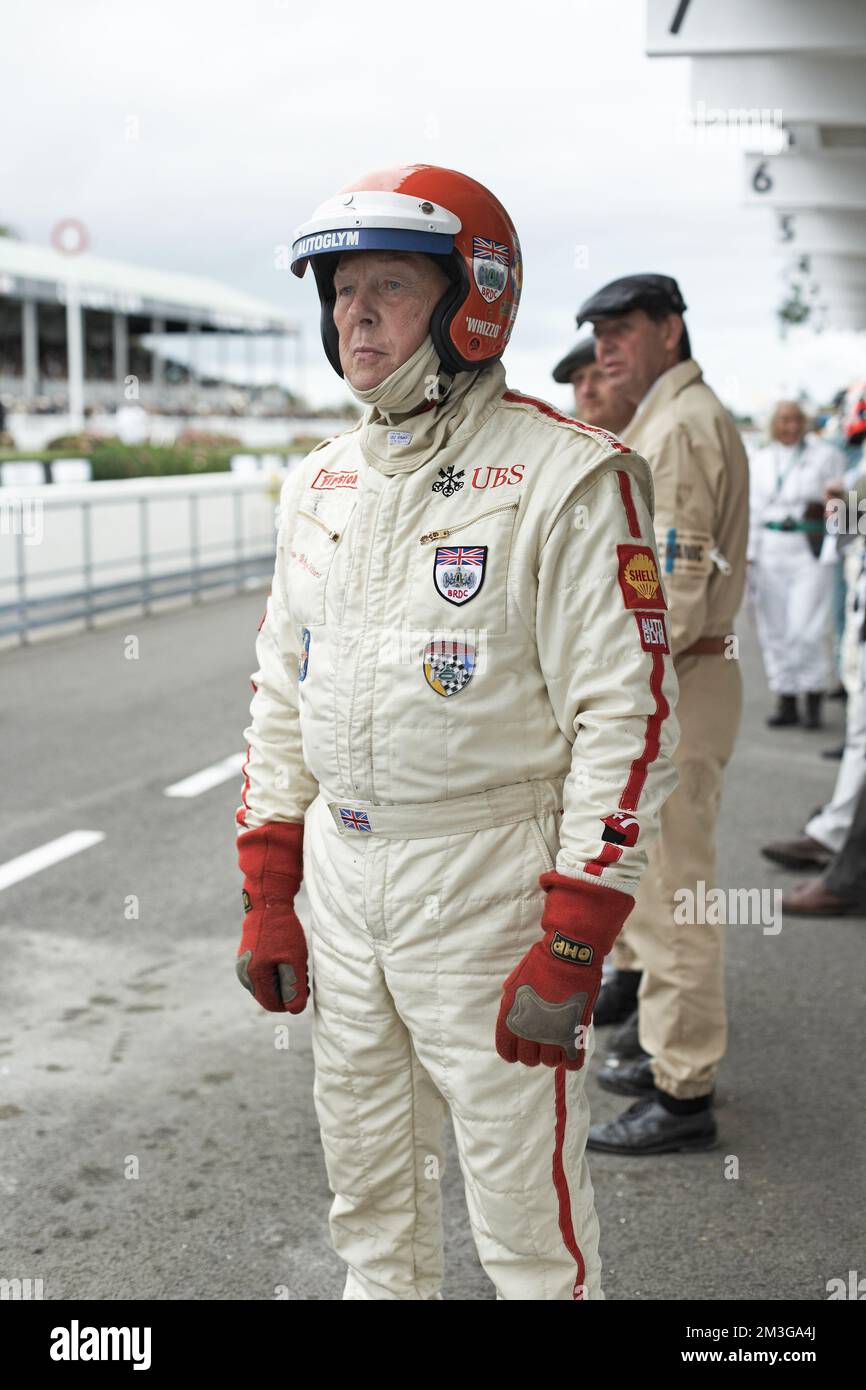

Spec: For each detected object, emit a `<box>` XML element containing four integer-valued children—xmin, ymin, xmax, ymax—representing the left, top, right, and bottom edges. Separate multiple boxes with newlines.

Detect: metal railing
<box><xmin>0</xmin><ymin>474</ymin><xmax>289</xmax><ymax>643</ymax></box>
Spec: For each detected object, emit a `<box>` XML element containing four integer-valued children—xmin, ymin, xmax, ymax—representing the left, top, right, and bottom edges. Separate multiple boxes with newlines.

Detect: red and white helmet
<box><xmin>290</xmin><ymin>164</ymin><xmax>522</xmax><ymax>378</ymax></box>
<box><xmin>843</xmin><ymin>379</ymin><xmax>866</xmax><ymax>445</ymax></box>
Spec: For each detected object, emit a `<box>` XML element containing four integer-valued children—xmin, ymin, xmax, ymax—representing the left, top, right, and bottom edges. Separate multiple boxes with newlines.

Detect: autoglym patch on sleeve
<box><xmin>633</xmin><ymin>610</ymin><xmax>670</xmax><ymax>653</ymax></box>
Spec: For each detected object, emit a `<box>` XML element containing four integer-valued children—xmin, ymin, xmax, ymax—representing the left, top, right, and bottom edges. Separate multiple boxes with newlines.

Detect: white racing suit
<box><xmin>236</xmin><ymin>355</ymin><xmax>679</xmax><ymax>1300</ymax></box>
<box><xmin>748</xmin><ymin>437</ymin><xmax>842</xmax><ymax>694</ymax></box>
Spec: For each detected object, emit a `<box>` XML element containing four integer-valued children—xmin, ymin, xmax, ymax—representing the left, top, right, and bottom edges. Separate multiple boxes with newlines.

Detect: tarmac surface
<box><xmin>1</xmin><ymin>590</ymin><xmax>862</xmax><ymax>1301</ymax></box>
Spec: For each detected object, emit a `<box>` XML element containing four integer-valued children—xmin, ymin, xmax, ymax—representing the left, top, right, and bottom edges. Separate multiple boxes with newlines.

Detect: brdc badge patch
<box><xmin>423</xmin><ymin>639</ymin><xmax>476</xmax><ymax>697</ymax></box>
<box><xmin>472</xmin><ymin>236</ymin><xmax>511</xmax><ymax>303</ymax></box>
<box><xmin>616</xmin><ymin>544</ymin><xmax>666</xmax><ymax>611</ymax></box>
<box><xmin>433</xmin><ymin>545</ymin><xmax>487</xmax><ymax>606</ymax></box>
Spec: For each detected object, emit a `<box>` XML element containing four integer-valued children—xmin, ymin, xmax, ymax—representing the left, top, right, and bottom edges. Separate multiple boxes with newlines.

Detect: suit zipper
<box><xmin>419</xmin><ymin>500</ymin><xmax>519</xmax><ymax>544</ymax></box>
<box><xmin>298</xmin><ymin>508</ymin><xmax>340</xmax><ymax>542</ymax></box>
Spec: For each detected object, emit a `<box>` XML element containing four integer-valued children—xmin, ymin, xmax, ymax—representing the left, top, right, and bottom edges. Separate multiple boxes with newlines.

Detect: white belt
<box><xmin>325</xmin><ymin>777</ymin><xmax>564</xmax><ymax>839</ymax></box>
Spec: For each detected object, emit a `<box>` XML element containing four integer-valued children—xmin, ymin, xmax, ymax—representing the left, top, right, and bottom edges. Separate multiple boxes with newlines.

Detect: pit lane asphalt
<box><xmin>1</xmin><ymin>592</ymin><xmax>862</xmax><ymax>1301</ymax></box>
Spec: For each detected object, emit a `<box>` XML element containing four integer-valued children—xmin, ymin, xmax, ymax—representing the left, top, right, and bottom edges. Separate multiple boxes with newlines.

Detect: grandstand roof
<box><xmin>0</xmin><ymin>238</ymin><xmax>296</xmax><ymax>334</ymax></box>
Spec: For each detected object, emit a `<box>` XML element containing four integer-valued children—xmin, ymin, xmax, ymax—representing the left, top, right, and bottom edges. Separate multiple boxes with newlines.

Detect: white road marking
<box><xmin>0</xmin><ymin>830</ymin><xmax>106</xmax><ymax>891</ymax></box>
<box><xmin>164</xmin><ymin>752</ymin><xmax>246</xmax><ymax>798</ymax></box>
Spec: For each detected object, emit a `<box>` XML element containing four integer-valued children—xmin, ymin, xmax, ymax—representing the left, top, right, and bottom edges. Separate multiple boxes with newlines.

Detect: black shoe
<box><xmin>803</xmin><ymin>692</ymin><xmax>824</xmax><ymax>729</ymax></box>
<box><xmin>767</xmin><ymin>694</ymin><xmax>799</xmax><ymax>727</ymax></box>
<box><xmin>605</xmin><ymin>1008</ymin><xmax>644</xmax><ymax>1062</ymax></box>
<box><xmin>821</xmin><ymin>745</ymin><xmax>845</xmax><ymax>760</ymax></box>
<box><xmin>597</xmin><ymin>1054</ymin><xmax>656</xmax><ymax>1097</ymax></box>
<box><xmin>587</xmin><ymin>1096</ymin><xmax>718</xmax><ymax>1155</ymax></box>
<box><xmin>592</xmin><ymin>969</ymin><xmax>642</xmax><ymax>1026</ymax></box>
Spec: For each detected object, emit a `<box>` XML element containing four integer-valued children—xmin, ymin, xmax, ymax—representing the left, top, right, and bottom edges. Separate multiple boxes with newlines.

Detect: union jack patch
<box><xmin>472</xmin><ymin>236</ymin><xmax>511</xmax><ymax>303</ymax></box>
<box><xmin>338</xmin><ymin>807</ymin><xmax>372</xmax><ymax>832</ymax></box>
<box><xmin>433</xmin><ymin>545</ymin><xmax>487</xmax><ymax>606</ymax></box>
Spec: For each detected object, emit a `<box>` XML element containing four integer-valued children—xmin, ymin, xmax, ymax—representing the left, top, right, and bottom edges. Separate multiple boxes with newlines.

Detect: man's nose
<box><xmin>345</xmin><ymin>284</ymin><xmax>376</xmax><ymax>323</ymax></box>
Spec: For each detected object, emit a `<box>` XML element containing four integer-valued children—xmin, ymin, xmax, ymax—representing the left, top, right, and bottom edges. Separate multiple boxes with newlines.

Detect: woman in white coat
<box><xmin>749</xmin><ymin>401</ymin><xmax>842</xmax><ymax>728</ymax></box>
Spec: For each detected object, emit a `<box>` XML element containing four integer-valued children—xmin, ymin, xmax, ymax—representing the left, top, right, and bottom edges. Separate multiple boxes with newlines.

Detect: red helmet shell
<box><xmin>292</xmin><ymin>163</ymin><xmax>522</xmax><ymax>376</ymax></box>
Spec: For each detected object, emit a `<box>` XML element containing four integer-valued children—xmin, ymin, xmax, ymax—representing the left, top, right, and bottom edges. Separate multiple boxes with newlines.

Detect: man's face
<box><xmin>592</xmin><ymin>308</ymin><xmax>683</xmax><ymax>406</ymax></box>
<box><xmin>332</xmin><ymin>250</ymin><xmax>450</xmax><ymax>389</ymax></box>
<box><xmin>570</xmin><ymin>362</ymin><xmax>634</xmax><ymax>435</ymax></box>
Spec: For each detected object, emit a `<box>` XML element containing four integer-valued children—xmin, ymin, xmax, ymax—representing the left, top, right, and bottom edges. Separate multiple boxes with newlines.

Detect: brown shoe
<box><xmin>782</xmin><ymin>879</ymin><xmax>860</xmax><ymax>916</ymax></box>
<box><xmin>760</xmin><ymin>834</ymin><xmax>833</xmax><ymax>870</ymax></box>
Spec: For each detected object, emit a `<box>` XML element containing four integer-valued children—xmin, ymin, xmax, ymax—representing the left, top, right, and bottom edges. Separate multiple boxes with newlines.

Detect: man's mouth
<box><xmin>353</xmin><ymin>345</ymin><xmax>384</xmax><ymax>359</ymax></box>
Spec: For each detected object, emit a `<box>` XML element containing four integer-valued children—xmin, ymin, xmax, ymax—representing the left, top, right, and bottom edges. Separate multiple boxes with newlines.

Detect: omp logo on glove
<box><xmin>616</xmin><ymin>544</ymin><xmax>666</xmax><ymax>611</ymax></box>
<box><xmin>242</xmin><ymin>889</ymin><xmax>252</xmax><ymax>913</ymax></box>
<box><xmin>550</xmin><ymin>931</ymin><xmax>594</xmax><ymax>965</ymax></box>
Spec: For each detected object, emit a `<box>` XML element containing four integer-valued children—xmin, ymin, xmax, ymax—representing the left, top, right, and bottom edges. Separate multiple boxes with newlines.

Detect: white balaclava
<box><xmin>346</xmin><ymin>333</ymin><xmax>483</xmax><ymax>477</ymax></box>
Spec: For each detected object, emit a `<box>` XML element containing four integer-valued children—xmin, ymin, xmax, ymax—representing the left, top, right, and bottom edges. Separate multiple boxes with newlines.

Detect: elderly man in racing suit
<box><xmin>234</xmin><ymin>165</ymin><xmax>679</xmax><ymax>1301</ymax></box>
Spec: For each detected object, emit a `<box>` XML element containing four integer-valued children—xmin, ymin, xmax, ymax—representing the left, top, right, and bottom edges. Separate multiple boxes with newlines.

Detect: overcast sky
<box><xmin>3</xmin><ymin>0</ymin><xmax>864</xmax><ymax>418</ymax></box>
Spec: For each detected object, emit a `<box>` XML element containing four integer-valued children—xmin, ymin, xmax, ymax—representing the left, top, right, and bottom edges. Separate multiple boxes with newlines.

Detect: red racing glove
<box><xmin>495</xmin><ymin>870</ymin><xmax>635</xmax><ymax>1071</ymax></box>
<box><xmin>235</xmin><ymin>820</ymin><xmax>308</xmax><ymax>1014</ymax></box>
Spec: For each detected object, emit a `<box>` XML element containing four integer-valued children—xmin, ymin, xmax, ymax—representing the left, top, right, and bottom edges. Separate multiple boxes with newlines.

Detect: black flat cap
<box><xmin>552</xmin><ymin>335</ymin><xmax>596</xmax><ymax>383</ymax></box>
<box><xmin>576</xmin><ymin>273</ymin><xmax>687</xmax><ymax>327</ymax></box>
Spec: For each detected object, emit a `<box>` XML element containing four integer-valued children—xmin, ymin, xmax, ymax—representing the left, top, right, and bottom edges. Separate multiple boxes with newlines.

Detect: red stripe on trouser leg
<box><xmin>552</xmin><ymin>1063</ymin><xmax>586</xmax><ymax>1299</ymax></box>
<box><xmin>615</xmin><ymin>469</ymin><xmax>641</xmax><ymax>537</ymax></box>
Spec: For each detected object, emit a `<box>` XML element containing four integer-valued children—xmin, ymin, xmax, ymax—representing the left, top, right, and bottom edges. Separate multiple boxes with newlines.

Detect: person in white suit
<box><xmin>748</xmin><ymin>401</ymin><xmax>844</xmax><ymax>728</ymax></box>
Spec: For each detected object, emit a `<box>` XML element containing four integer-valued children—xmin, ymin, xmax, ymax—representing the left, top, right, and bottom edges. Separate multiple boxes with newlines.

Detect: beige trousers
<box><xmin>610</xmin><ymin>652</ymin><xmax>743</xmax><ymax>1098</ymax></box>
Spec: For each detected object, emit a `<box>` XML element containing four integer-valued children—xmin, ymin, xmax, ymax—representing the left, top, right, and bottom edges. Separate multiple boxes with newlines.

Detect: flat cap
<box><xmin>576</xmin><ymin>273</ymin><xmax>687</xmax><ymax>327</ymax></box>
<box><xmin>552</xmin><ymin>335</ymin><xmax>596</xmax><ymax>384</ymax></box>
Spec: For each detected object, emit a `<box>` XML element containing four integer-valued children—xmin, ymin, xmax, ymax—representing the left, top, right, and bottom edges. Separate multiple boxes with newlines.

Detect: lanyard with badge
<box><xmin>770</xmin><ymin>439</ymin><xmax>805</xmax><ymax>503</ymax></box>
<box><xmin>764</xmin><ymin>439</ymin><xmax>826</xmax><ymax>554</ymax></box>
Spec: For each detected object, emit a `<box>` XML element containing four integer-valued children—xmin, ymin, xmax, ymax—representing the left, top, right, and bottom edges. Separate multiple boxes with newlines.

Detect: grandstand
<box><xmin>0</xmin><ymin>237</ymin><xmax>300</xmax><ymax>426</ymax></box>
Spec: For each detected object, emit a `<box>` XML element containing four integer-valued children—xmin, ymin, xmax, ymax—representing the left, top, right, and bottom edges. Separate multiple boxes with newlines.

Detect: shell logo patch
<box><xmin>616</xmin><ymin>544</ymin><xmax>666</xmax><ymax>611</ymax></box>
<box><xmin>423</xmin><ymin>639</ymin><xmax>475</xmax><ymax>697</ymax></box>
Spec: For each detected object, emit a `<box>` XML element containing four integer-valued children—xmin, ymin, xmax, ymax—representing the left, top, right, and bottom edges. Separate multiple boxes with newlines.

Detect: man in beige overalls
<box><xmin>551</xmin><ymin>334</ymin><xmax>635</xmax><ymax>436</ymax></box>
<box><xmin>575</xmin><ymin>275</ymin><xmax>749</xmax><ymax>1153</ymax></box>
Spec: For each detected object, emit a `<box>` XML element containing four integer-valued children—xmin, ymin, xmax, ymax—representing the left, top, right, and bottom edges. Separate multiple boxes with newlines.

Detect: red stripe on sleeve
<box><xmin>502</xmin><ymin>389</ymin><xmax>630</xmax><ymax>453</ymax></box>
<box><xmin>619</xmin><ymin>649</ymin><xmax>669</xmax><ymax>809</ymax></box>
<box><xmin>580</xmin><ymin>472</ymin><xmax>669</xmax><ymax>876</ymax></box>
<box><xmin>235</xmin><ymin>679</ymin><xmax>258</xmax><ymax>828</ymax></box>
<box><xmin>615</xmin><ymin>469</ymin><xmax>642</xmax><ymax>538</ymax></box>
